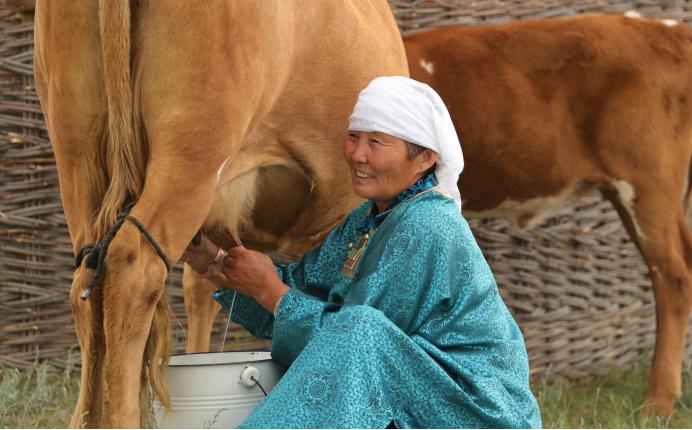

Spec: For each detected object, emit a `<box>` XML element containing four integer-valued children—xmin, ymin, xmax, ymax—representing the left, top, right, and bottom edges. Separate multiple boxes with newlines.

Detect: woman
<box><xmin>183</xmin><ymin>76</ymin><xmax>541</xmax><ymax>428</ymax></box>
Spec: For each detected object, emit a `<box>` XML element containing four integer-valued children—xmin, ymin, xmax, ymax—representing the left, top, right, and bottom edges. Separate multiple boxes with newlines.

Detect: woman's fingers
<box><xmin>208</xmin><ymin>267</ymin><xmax>231</xmax><ymax>289</ymax></box>
<box><xmin>222</xmin><ymin>256</ymin><xmax>236</xmax><ymax>272</ymax></box>
<box><xmin>220</xmin><ymin>246</ymin><xmax>275</xmax><ymax>282</ymax></box>
<box><xmin>211</xmin><ymin>247</ymin><xmax>284</xmax><ymax>307</ymax></box>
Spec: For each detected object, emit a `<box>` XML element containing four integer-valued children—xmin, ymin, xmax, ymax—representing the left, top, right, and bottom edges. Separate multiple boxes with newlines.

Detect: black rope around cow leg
<box><xmin>74</xmin><ymin>209</ymin><xmax>171</xmax><ymax>301</ymax></box>
<box><xmin>74</xmin><ymin>244</ymin><xmax>96</xmax><ymax>270</ymax></box>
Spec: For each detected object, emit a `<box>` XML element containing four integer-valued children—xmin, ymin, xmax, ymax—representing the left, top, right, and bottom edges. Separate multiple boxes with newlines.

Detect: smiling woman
<box><xmin>183</xmin><ymin>76</ymin><xmax>541</xmax><ymax>428</ymax></box>
<box><xmin>343</xmin><ymin>130</ymin><xmax>437</xmax><ymax>212</ymax></box>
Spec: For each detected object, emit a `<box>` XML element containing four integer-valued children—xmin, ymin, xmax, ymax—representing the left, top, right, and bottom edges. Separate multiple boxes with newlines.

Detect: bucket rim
<box><xmin>166</xmin><ymin>349</ymin><xmax>274</xmax><ymax>367</ymax></box>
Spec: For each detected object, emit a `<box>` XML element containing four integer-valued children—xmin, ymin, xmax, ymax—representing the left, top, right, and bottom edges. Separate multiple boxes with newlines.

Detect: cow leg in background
<box><xmin>602</xmin><ymin>181</ymin><xmax>692</xmax><ymax>415</ymax></box>
<box><xmin>32</xmin><ymin>1</ymin><xmax>111</xmax><ymax>426</ymax></box>
<box><xmin>183</xmin><ymin>265</ymin><xmax>221</xmax><ymax>352</ymax></box>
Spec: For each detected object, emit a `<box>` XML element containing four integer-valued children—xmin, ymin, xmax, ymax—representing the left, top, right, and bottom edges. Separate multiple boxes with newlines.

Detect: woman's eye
<box><xmin>369</xmin><ymin>139</ymin><xmax>381</xmax><ymax>145</ymax></box>
<box><xmin>348</xmin><ymin>133</ymin><xmax>358</xmax><ymax>140</ymax></box>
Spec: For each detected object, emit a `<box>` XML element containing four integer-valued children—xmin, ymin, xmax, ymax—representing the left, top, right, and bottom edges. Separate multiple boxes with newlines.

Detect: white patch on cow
<box><xmin>207</xmin><ymin>169</ymin><xmax>260</xmax><ymax>244</ymax></box>
<box><xmin>609</xmin><ymin>178</ymin><xmax>646</xmax><ymax>240</ymax></box>
<box><xmin>463</xmin><ymin>181</ymin><xmax>594</xmax><ymax>229</ymax></box>
<box><xmin>216</xmin><ymin>157</ymin><xmax>230</xmax><ymax>182</ymax></box>
<box><xmin>419</xmin><ymin>58</ymin><xmax>434</xmax><ymax>76</ymax></box>
<box><xmin>651</xmin><ymin>265</ymin><xmax>661</xmax><ymax>279</ymax></box>
<box><xmin>623</xmin><ymin>11</ymin><xmax>677</xmax><ymax>27</ymax></box>
<box><xmin>464</xmin><ymin>196</ymin><xmax>558</xmax><ymax>229</ymax></box>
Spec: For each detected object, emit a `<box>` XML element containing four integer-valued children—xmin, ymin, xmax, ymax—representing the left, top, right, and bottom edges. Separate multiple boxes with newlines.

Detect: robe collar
<box><xmin>357</xmin><ymin>170</ymin><xmax>439</xmax><ymax>235</ymax></box>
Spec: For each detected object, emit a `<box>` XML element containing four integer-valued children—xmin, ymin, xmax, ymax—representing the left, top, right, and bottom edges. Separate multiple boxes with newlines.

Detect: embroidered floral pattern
<box><xmin>218</xmin><ymin>189</ymin><xmax>541</xmax><ymax>429</ymax></box>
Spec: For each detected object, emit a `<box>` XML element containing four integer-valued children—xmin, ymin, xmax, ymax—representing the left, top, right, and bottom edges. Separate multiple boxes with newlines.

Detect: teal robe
<box><xmin>214</xmin><ymin>185</ymin><xmax>541</xmax><ymax>428</ymax></box>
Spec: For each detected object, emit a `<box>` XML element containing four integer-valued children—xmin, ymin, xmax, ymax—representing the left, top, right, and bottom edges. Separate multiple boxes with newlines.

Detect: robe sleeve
<box><xmin>212</xmin><ymin>216</ymin><xmax>352</xmax><ymax>341</ymax></box>
<box><xmin>269</xmin><ymin>287</ymin><xmax>341</xmax><ymax>365</ymax></box>
<box><xmin>212</xmin><ymin>289</ymin><xmax>274</xmax><ymax>339</ymax></box>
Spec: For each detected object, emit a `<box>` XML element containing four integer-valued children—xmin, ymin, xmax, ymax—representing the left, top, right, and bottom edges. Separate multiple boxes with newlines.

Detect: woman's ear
<box><xmin>417</xmin><ymin>149</ymin><xmax>438</xmax><ymax>173</ymax></box>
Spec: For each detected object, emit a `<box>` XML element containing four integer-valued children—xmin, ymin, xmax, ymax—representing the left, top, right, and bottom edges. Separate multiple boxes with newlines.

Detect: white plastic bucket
<box><xmin>153</xmin><ymin>351</ymin><xmax>284</xmax><ymax>428</ymax></box>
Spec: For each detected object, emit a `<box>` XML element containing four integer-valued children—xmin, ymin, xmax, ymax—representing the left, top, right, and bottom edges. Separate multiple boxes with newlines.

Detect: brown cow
<box><xmin>404</xmin><ymin>12</ymin><xmax>692</xmax><ymax>415</ymax></box>
<box><xmin>32</xmin><ymin>0</ymin><xmax>407</xmax><ymax>427</ymax></box>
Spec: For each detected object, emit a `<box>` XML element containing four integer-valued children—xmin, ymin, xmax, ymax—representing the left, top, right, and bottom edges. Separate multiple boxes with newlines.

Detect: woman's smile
<box><xmin>355</xmin><ymin>169</ymin><xmax>373</xmax><ymax>179</ymax></box>
<box><xmin>353</xmin><ymin>168</ymin><xmax>375</xmax><ymax>186</ymax></box>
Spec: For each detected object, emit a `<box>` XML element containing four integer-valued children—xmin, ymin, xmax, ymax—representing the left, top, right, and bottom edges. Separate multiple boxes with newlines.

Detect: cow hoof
<box><xmin>642</xmin><ymin>394</ymin><xmax>675</xmax><ymax>417</ymax></box>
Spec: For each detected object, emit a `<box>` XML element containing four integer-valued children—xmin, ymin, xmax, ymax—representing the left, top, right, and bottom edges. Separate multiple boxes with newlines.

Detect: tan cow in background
<box><xmin>404</xmin><ymin>12</ymin><xmax>692</xmax><ymax>415</ymax></box>
<box><xmin>32</xmin><ymin>0</ymin><xmax>407</xmax><ymax>427</ymax></box>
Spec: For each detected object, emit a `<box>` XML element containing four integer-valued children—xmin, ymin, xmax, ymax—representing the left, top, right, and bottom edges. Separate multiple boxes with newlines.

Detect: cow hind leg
<box><xmin>601</xmin><ymin>181</ymin><xmax>692</xmax><ymax>416</ymax></box>
<box><xmin>183</xmin><ymin>265</ymin><xmax>221</xmax><ymax>353</ymax></box>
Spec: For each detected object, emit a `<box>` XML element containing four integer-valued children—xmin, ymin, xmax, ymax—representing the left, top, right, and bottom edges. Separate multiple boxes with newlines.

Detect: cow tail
<box><xmin>145</xmin><ymin>292</ymin><xmax>172</xmax><ymax>411</ymax></box>
<box><xmin>96</xmin><ymin>0</ymin><xmax>145</xmax><ymax>235</ymax></box>
<box><xmin>96</xmin><ymin>0</ymin><xmax>172</xmax><ymax>414</ymax></box>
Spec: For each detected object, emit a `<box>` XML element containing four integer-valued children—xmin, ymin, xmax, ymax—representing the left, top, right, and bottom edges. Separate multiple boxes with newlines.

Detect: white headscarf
<box><xmin>348</xmin><ymin>76</ymin><xmax>464</xmax><ymax>210</ymax></box>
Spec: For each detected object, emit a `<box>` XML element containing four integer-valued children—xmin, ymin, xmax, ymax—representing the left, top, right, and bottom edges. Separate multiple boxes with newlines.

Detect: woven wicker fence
<box><xmin>1</xmin><ymin>0</ymin><xmax>691</xmax><ymax>378</ymax></box>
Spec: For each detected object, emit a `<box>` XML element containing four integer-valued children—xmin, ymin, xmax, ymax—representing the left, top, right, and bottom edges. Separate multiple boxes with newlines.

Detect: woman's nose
<box><xmin>349</xmin><ymin>138</ymin><xmax>368</xmax><ymax>164</ymax></box>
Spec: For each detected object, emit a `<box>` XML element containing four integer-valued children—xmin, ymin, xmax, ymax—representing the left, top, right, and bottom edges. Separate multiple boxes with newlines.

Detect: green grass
<box><xmin>532</xmin><ymin>364</ymin><xmax>692</xmax><ymax>428</ymax></box>
<box><xmin>0</xmin><ymin>363</ymin><xmax>79</xmax><ymax>428</ymax></box>
<box><xmin>2</xmin><ymin>362</ymin><xmax>692</xmax><ymax>428</ymax></box>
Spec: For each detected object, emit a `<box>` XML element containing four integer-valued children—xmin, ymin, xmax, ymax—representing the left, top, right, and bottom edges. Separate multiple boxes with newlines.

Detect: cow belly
<box><xmin>462</xmin><ymin>180</ymin><xmax>596</xmax><ymax>229</ymax></box>
<box><xmin>203</xmin><ymin>164</ymin><xmax>313</xmax><ymax>252</ymax></box>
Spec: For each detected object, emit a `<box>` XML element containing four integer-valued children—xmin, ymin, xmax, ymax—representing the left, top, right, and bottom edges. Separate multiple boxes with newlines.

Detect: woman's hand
<box><xmin>218</xmin><ymin>246</ymin><xmax>289</xmax><ymax>313</ymax></box>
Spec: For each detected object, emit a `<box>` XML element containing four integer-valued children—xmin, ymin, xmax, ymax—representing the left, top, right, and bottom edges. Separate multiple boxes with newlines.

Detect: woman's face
<box><xmin>343</xmin><ymin>130</ymin><xmax>436</xmax><ymax>211</ymax></box>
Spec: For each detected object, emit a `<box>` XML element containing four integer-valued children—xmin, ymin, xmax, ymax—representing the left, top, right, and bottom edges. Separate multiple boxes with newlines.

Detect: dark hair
<box><xmin>405</xmin><ymin>141</ymin><xmax>427</xmax><ymax>159</ymax></box>
<box><xmin>405</xmin><ymin>141</ymin><xmax>437</xmax><ymax>175</ymax></box>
